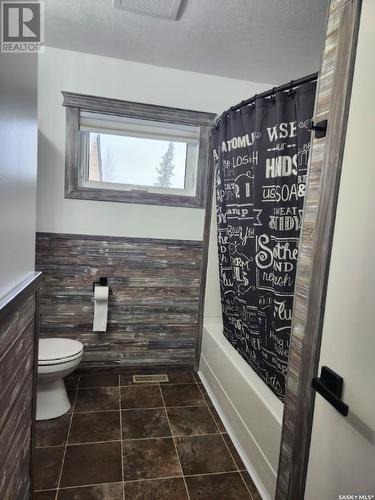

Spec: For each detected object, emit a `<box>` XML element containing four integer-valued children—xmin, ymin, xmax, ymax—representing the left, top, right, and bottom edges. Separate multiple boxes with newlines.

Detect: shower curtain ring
<box><xmin>238</xmin><ymin>100</ymin><xmax>246</xmax><ymax>110</ymax></box>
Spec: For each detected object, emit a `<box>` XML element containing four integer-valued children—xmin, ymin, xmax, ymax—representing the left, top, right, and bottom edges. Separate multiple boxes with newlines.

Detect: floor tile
<box><xmin>197</xmin><ymin>383</ymin><xmax>213</xmax><ymax>405</ymax></box>
<box><xmin>124</xmin><ymin>478</ymin><xmax>188</xmax><ymax>500</ymax></box>
<box><xmin>33</xmin><ymin>490</ymin><xmax>57</xmax><ymax>500</ymax></box>
<box><xmin>35</xmin><ymin>414</ymin><xmax>71</xmax><ymax>447</ymax></box>
<box><xmin>119</xmin><ymin>373</ymin><xmax>133</xmax><ymax>386</ymax></box>
<box><xmin>165</xmin><ymin>371</ymin><xmax>195</xmax><ymax>384</ymax></box>
<box><xmin>34</xmin><ymin>446</ymin><xmax>64</xmax><ymax>490</ymax></box>
<box><xmin>60</xmin><ymin>442</ymin><xmax>122</xmax><ymax>487</ymax></box>
<box><xmin>241</xmin><ymin>471</ymin><xmax>262</xmax><ymax>499</ymax></box>
<box><xmin>119</xmin><ymin>373</ymin><xmax>136</xmax><ymax>386</ymax></box>
<box><xmin>122</xmin><ymin>408</ymin><xmax>170</xmax><ymax>439</ymax></box>
<box><xmin>121</xmin><ymin>385</ymin><xmax>163</xmax><ymax>409</ymax></box>
<box><xmin>67</xmin><ymin>389</ymin><xmax>76</xmax><ymax>412</ymax></box>
<box><xmin>75</xmin><ymin>387</ymin><xmax>119</xmax><ymax>412</ymax></box>
<box><xmin>34</xmin><ymin>370</ymin><xmax>258</xmax><ymax>500</ymax></box>
<box><xmin>161</xmin><ymin>384</ymin><xmax>205</xmax><ymax>407</ymax></box>
<box><xmin>64</xmin><ymin>373</ymin><xmax>79</xmax><ymax>389</ymax></box>
<box><xmin>123</xmin><ymin>437</ymin><xmax>181</xmax><ymax>481</ymax></box>
<box><xmin>209</xmin><ymin>406</ymin><xmax>226</xmax><ymax>433</ymax></box>
<box><xmin>57</xmin><ymin>483</ymin><xmax>123</xmax><ymax>500</ymax></box>
<box><xmin>69</xmin><ymin>411</ymin><xmax>120</xmax><ymax>444</ymax></box>
<box><xmin>186</xmin><ymin>472</ymin><xmax>252</xmax><ymax>500</ymax></box>
<box><xmin>79</xmin><ymin>373</ymin><xmax>119</xmax><ymax>388</ymax></box>
<box><xmin>175</xmin><ymin>435</ymin><xmax>236</xmax><ymax>475</ymax></box>
<box><xmin>223</xmin><ymin>434</ymin><xmax>246</xmax><ymax>470</ymax></box>
<box><xmin>167</xmin><ymin>406</ymin><xmax>218</xmax><ymax>436</ymax></box>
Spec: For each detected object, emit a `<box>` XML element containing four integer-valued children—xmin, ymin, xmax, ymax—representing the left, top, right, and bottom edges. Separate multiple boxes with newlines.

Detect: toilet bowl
<box><xmin>37</xmin><ymin>338</ymin><xmax>83</xmax><ymax>421</ymax></box>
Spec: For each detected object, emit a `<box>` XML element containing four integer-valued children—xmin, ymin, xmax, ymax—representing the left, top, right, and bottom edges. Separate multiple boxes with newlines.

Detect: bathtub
<box><xmin>199</xmin><ymin>320</ymin><xmax>283</xmax><ymax>499</ymax></box>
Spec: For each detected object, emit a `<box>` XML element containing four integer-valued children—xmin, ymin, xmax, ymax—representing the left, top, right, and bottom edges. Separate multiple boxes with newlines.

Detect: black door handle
<box><xmin>312</xmin><ymin>366</ymin><xmax>349</xmax><ymax>416</ymax></box>
<box><xmin>310</xmin><ymin>119</ymin><xmax>328</xmax><ymax>138</ymax></box>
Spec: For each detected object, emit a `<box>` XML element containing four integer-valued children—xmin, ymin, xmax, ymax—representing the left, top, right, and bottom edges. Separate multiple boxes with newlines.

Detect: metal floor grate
<box><xmin>132</xmin><ymin>374</ymin><xmax>169</xmax><ymax>383</ymax></box>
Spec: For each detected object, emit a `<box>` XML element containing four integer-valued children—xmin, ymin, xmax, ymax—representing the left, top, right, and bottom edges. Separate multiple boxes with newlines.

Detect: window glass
<box><xmin>87</xmin><ymin>132</ymin><xmax>188</xmax><ymax>189</ymax></box>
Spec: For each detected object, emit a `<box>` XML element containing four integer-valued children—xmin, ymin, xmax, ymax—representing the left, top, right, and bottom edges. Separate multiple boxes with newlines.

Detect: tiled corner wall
<box><xmin>35</xmin><ymin>233</ymin><xmax>202</xmax><ymax>370</ymax></box>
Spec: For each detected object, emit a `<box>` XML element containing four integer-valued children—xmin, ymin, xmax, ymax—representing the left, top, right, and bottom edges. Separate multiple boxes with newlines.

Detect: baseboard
<box><xmin>76</xmin><ymin>364</ymin><xmax>194</xmax><ymax>373</ymax></box>
<box><xmin>199</xmin><ymin>354</ymin><xmax>276</xmax><ymax>500</ymax></box>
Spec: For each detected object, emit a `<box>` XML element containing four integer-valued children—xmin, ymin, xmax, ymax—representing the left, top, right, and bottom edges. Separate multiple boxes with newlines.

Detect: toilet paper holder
<box><xmin>92</xmin><ymin>277</ymin><xmax>111</xmax><ymax>293</ymax></box>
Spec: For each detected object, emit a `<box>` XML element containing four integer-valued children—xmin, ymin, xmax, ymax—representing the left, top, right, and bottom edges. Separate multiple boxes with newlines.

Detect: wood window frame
<box><xmin>62</xmin><ymin>91</ymin><xmax>216</xmax><ymax>208</ymax></box>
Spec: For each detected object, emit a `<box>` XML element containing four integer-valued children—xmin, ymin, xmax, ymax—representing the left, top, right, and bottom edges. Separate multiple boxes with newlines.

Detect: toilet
<box><xmin>37</xmin><ymin>338</ymin><xmax>83</xmax><ymax>421</ymax></box>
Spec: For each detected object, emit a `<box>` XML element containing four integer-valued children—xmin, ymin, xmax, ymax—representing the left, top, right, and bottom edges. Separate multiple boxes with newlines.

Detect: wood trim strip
<box><xmin>65</xmin><ymin>187</ymin><xmax>205</xmax><ymax>208</ymax></box>
<box><xmin>276</xmin><ymin>1</ymin><xmax>362</xmax><ymax>498</ymax></box>
<box><xmin>195</xmin><ymin>124</ymin><xmax>211</xmax><ymax>208</ymax></box>
<box><xmin>35</xmin><ymin>231</ymin><xmax>202</xmax><ymax>247</ymax></box>
<box><xmin>62</xmin><ymin>91</ymin><xmax>217</xmax><ymax>126</ymax></box>
<box><xmin>76</xmin><ymin>363</ymin><xmax>194</xmax><ymax>374</ymax></box>
<box><xmin>64</xmin><ymin>106</ymin><xmax>80</xmax><ymax>196</ymax></box>
<box><xmin>30</xmin><ymin>286</ymin><xmax>40</xmax><ymax>498</ymax></box>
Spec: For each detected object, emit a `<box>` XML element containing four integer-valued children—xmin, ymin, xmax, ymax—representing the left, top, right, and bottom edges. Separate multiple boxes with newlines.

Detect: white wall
<box><xmin>204</xmin><ymin>192</ymin><xmax>222</xmax><ymax>319</ymax></box>
<box><xmin>37</xmin><ymin>47</ymin><xmax>270</xmax><ymax>240</ymax></box>
<box><xmin>305</xmin><ymin>1</ymin><xmax>375</xmax><ymax>496</ymax></box>
<box><xmin>0</xmin><ymin>53</ymin><xmax>38</xmax><ymax>299</ymax></box>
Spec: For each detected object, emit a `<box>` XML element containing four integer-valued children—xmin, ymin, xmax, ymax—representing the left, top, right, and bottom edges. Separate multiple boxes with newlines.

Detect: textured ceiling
<box><xmin>44</xmin><ymin>0</ymin><xmax>328</xmax><ymax>83</ymax></box>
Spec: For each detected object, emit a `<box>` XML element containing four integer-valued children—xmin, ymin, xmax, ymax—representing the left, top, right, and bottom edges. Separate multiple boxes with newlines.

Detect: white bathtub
<box><xmin>199</xmin><ymin>320</ymin><xmax>283</xmax><ymax>499</ymax></box>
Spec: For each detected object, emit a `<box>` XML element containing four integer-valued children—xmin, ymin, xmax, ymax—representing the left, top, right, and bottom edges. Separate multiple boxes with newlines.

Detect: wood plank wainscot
<box><xmin>0</xmin><ymin>272</ymin><xmax>42</xmax><ymax>499</ymax></box>
<box><xmin>36</xmin><ymin>233</ymin><xmax>202</xmax><ymax>371</ymax></box>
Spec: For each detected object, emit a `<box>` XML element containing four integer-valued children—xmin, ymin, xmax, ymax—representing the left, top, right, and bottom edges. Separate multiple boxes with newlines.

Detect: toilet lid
<box><xmin>39</xmin><ymin>338</ymin><xmax>83</xmax><ymax>362</ymax></box>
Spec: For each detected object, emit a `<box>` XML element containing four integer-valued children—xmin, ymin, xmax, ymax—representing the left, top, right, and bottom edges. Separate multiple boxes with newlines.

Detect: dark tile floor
<box><xmin>33</xmin><ymin>371</ymin><xmax>262</xmax><ymax>500</ymax></box>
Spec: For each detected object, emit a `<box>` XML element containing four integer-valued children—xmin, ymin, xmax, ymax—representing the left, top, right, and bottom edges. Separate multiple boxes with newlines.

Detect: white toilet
<box><xmin>37</xmin><ymin>338</ymin><xmax>83</xmax><ymax>421</ymax></box>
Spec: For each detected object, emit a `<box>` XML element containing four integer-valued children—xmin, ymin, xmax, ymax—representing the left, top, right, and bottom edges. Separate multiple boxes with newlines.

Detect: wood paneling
<box><xmin>36</xmin><ymin>233</ymin><xmax>202</xmax><ymax>370</ymax></box>
<box><xmin>276</xmin><ymin>1</ymin><xmax>362</xmax><ymax>498</ymax></box>
<box><xmin>0</xmin><ymin>378</ymin><xmax>33</xmax><ymax>499</ymax></box>
<box><xmin>0</xmin><ymin>321</ymin><xmax>34</xmax><ymax>431</ymax></box>
<box><xmin>0</xmin><ymin>272</ymin><xmax>41</xmax><ymax>499</ymax></box>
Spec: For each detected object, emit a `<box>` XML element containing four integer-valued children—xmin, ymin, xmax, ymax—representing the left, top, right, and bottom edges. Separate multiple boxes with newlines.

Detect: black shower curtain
<box><xmin>212</xmin><ymin>82</ymin><xmax>316</xmax><ymax>401</ymax></box>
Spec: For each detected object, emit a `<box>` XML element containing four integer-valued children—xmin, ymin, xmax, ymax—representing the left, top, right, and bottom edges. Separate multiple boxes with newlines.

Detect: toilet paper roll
<box><xmin>93</xmin><ymin>285</ymin><xmax>109</xmax><ymax>332</ymax></box>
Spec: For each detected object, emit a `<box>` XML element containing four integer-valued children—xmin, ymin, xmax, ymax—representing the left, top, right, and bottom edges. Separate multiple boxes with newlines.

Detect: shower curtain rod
<box><xmin>215</xmin><ymin>71</ymin><xmax>318</xmax><ymax>125</ymax></box>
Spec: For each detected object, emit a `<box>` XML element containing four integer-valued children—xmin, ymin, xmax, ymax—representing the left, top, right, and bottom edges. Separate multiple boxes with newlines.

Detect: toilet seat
<box><xmin>38</xmin><ymin>338</ymin><xmax>83</xmax><ymax>366</ymax></box>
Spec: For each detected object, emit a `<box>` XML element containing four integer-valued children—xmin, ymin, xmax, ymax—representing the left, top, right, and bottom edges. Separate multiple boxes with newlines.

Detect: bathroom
<box><xmin>0</xmin><ymin>0</ymin><xmax>374</xmax><ymax>499</ymax></box>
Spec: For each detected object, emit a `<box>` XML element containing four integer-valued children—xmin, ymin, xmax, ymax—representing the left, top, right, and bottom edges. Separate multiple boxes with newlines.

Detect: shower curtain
<box><xmin>212</xmin><ymin>82</ymin><xmax>316</xmax><ymax>401</ymax></box>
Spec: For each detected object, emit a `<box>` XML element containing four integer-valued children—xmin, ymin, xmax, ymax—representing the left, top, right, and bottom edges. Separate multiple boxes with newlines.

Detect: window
<box><xmin>62</xmin><ymin>92</ymin><xmax>216</xmax><ymax>207</ymax></box>
<box><xmin>82</xmin><ymin>113</ymin><xmax>199</xmax><ymax>196</ymax></box>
